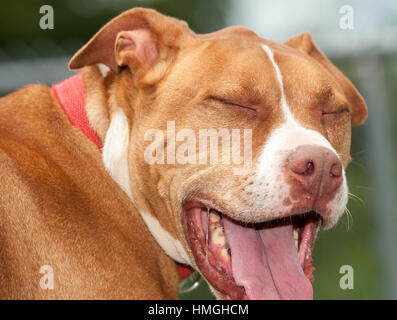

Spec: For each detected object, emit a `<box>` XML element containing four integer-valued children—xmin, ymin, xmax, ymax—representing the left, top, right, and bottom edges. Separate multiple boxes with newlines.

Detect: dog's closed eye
<box><xmin>322</xmin><ymin>106</ymin><xmax>349</xmax><ymax>116</ymax></box>
<box><xmin>207</xmin><ymin>96</ymin><xmax>258</xmax><ymax>114</ymax></box>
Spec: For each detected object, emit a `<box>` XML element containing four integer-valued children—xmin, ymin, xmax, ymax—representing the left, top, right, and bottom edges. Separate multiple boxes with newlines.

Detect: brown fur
<box><xmin>0</xmin><ymin>7</ymin><xmax>367</xmax><ymax>299</ymax></box>
<box><xmin>0</xmin><ymin>85</ymin><xmax>178</xmax><ymax>299</ymax></box>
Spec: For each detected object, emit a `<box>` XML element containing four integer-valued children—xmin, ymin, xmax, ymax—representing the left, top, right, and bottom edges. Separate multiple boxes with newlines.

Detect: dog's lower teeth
<box><xmin>209</xmin><ymin>211</ymin><xmax>226</xmax><ymax>246</ymax></box>
<box><xmin>219</xmin><ymin>247</ymin><xmax>230</xmax><ymax>262</ymax></box>
<box><xmin>294</xmin><ymin>229</ymin><xmax>299</xmax><ymax>250</ymax></box>
<box><xmin>208</xmin><ymin>209</ymin><xmax>230</xmax><ymax>261</ymax></box>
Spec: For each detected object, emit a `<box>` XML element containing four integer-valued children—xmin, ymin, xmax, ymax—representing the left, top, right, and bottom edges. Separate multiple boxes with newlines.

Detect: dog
<box><xmin>0</xmin><ymin>8</ymin><xmax>367</xmax><ymax>299</ymax></box>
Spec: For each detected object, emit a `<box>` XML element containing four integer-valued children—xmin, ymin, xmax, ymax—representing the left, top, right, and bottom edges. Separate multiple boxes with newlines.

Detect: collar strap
<box><xmin>51</xmin><ymin>74</ymin><xmax>193</xmax><ymax>281</ymax></box>
<box><xmin>52</xmin><ymin>73</ymin><xmax>103</xmax><ymax>149</ymax></box>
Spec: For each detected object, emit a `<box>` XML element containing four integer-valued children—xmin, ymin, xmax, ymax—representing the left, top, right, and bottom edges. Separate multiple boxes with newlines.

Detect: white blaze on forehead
<box><xmin>259</xmin><ymin>44</ymin><xmax>338</xmax><ymax>153</ymax></box>
<box><xmin>249</xmin><ymin>44</ymin><xmax>348</xmax><ymax>226</ymax></box>
<box><xmin>262</xmin><ymin>44</ymin><xmax>295</xmax><ymax>123</ymax></box>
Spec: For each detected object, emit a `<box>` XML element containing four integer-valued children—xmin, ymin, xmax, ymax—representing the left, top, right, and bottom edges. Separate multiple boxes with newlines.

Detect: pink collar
<box><xmin>52</xmin><ymin>73</ymin><xmax>103</xmax><ymax>149</ymax></box>
<box><xmin>52</xmin><ymin>74</ymin><xmax>193</xmax><ymax>282</ymax></box>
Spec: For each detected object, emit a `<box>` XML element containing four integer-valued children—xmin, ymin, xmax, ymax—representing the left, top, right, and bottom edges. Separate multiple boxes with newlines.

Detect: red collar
<box><xmin>52</xmin><ymin>73</ymin><xmax>103</xmax><ymax>149</ymax></box>
<box><xmin>52</xmin><ymin>74</ymin><xmax>193</xmax><ymax>281</ymax></box>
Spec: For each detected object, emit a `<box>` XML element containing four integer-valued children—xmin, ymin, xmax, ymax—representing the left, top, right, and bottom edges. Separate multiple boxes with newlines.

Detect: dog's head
<box><xmin>70</xmin><ymin>8</ymin><xmax>367</xmax><ymax>299</ymax></box>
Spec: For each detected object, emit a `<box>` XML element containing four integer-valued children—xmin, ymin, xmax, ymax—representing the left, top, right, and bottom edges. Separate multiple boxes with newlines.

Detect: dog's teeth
<box><xmin>213</xmin><ymin>227</ymin><xmax>226</xmax><ymax>246</ymax></box>
<box><xmin>209</xmin><ymin>210</ymin><xmax>220</xmax><ymax>223</ymax></box>
<box><xmin>207</xmin><ymin>209</ymin><xmax>231</xmax><ymax>273</ymax></box>
<box><xmin>209</xmin><ymin>211</ymin><xmax>226</xmax><ymax>246</ymax></box>
<box><xmin>294</xmin><ymin>229</ymin><xmax>299</xmax><ymax>250</ymax></box>
<box><xmin>210</xmin><ymin>224</ymin><xmax>226</xmax><ymax>246</ymax></box>
<box><xmin>219</xmin><ymin>247</ymin><xmax>230</xmax><ymax>262</ymax></box>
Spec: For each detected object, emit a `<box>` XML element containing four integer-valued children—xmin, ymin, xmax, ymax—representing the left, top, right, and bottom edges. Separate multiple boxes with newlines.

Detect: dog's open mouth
<box><xmin>183</xmin><ymin>200</ymin><xmax>320</xmax><ymax>300</ymax></box>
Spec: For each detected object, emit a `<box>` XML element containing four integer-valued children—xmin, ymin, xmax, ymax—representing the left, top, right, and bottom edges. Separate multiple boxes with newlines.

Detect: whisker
<box><xmin>351</xmin><ymin>149</ymin><xmax>367</xmax><ymax>156</ymax></box>
<box><xmin>349</xmin><ymin>160</ymin><xmax>367</xmax><ymax>171</ymax></box>
<box><xmin>344</xmin><ymin>207</ymin><xmax>353</xmax><ymax>231</ymax></box>
<box><xmin>348</xmin><ymin>192</ymin><xmax>365</xmax><ymax>205</ymax></box>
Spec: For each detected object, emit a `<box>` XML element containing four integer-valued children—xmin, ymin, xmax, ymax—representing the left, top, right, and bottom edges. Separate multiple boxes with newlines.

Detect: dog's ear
<box><xmin>285</xmin><ymin>32</ymin><xmax>367</xmax><ymax>126</ymax></box>
<box><xmin>69</xmin><ymin>8</ymin><xmax>190</xmax><ymax>76</ymax></box>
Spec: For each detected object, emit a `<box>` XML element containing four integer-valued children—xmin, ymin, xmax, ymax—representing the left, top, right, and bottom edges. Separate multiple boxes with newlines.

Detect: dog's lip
<box><xmin>183</xmin><ymin>198</ymin><xmax>324</xmax><ymax>225</ymax></box>
<box><xmin>183</xmin><ymin>199</ymin><xmax>220</xmax><ymax>212</ymax></box>
<box><xmin>182</xmin><ymin>198</ymin><xmax>320</xmax><ymax>300</ymax></box>
<box><xmin>182</xmin><ymin>196</ymin><xmax>331</xmax><ymax>230</ymax></box>
<box><xmin>182</xmin><ymin>201</ymin><xmax>246</xmax><ymax>299</ymax></box>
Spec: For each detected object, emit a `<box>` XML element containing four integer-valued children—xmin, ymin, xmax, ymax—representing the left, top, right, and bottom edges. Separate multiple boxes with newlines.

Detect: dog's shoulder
<box><xmin>0</xmin><ymin>83</ymin><xmax>65</xmax><ymax>142</ymax></box>
<box><xmin>0</xmin><ymin>83</ymin><xmax>54</xmax><ymax>114</ymax></box>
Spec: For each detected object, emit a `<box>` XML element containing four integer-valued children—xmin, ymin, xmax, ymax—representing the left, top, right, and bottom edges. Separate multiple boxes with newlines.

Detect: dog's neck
<box><xmin>80</xmin><ymin>64</ymin><xmax>136</xmax><ymax>142</ymax></box>
<box><xmin>78</xmin><ymin>65</ymin><xmax>194</xmax><ymax>278</ymax></box>
<box><xmin>52</xmin><ymin>72</ymin><xmax>103</xmax><ymax>148</ymax></box>
<box><xmin>79</xmin><ymin>65</ymin><xmax>136</xmax><ymax>199</ymax></box>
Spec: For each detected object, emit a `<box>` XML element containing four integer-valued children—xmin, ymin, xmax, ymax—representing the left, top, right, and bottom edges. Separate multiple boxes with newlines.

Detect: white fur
<box><xmin>102</xmin><ymin>109</ymin><xmax>133</xmax><ymax>200</ymax></box>
<box><xmin>246</xmin><ymin>45</ymin><xmax>349</xmax><ymax>228</ymax></box>
<box><xmin>97</xmin><ymin>63</ymin><xmax>110</xmax><ymax>77</ymax></box>
<box><xmin>262</xmin><ymin>44</ymin><xmax>294</xmax><ymax>123</ymax></box>
<box><xmin>102</xmin><ymin>108</ymin><xmax>191</xmax><ymax>265</ymax></box>
<box><xmin>139</xmin><ymin>212</ymin><xmax>192</xmax><ymax>265</ymax></box>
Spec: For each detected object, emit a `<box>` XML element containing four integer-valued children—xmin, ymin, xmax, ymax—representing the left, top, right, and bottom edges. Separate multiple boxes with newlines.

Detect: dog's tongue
<box><xmin>222</xmin><ymin>217</ymin><xmax>313</xmax><ymax>300</ymax></box>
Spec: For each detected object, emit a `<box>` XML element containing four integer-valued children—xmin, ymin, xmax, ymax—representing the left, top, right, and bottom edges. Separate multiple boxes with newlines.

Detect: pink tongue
<box><xmin>222</xmin><ymin>217</ymin><xmax>313</xmax><ymax>300</ymax></box>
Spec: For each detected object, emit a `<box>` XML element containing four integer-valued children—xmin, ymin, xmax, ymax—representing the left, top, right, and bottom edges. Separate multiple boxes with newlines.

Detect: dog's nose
<box><xmin>287</xmin><ymin>145</ymin><xmax>343</xmax><ymax>196</ymax></box>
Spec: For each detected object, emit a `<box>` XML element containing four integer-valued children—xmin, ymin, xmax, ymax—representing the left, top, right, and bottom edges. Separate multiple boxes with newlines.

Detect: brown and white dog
<box><xmin>0</xmin><ymin>8</ymin><xmax>367</xmax><ymax>299</ymax></box>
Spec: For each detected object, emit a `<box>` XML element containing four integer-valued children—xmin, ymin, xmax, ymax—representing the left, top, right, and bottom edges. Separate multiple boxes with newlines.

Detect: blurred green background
<box><xmin>1</xmin><ymin>0</ymin><xmax>396</xmax><ymax>300</ymax></box>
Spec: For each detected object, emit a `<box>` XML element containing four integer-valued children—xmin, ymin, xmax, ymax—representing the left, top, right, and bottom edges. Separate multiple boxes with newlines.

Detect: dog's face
<box><xmin>70</xmin><ymin>8</ymin><xmax>367</xmax><ymax>299</ymax></box>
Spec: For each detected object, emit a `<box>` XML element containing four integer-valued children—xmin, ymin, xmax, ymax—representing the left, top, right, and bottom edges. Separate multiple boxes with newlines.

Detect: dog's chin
<box><xmin>182</xmin><ymin>200</ymin><xmax>321</xmax><ymax>300</ymax></box>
